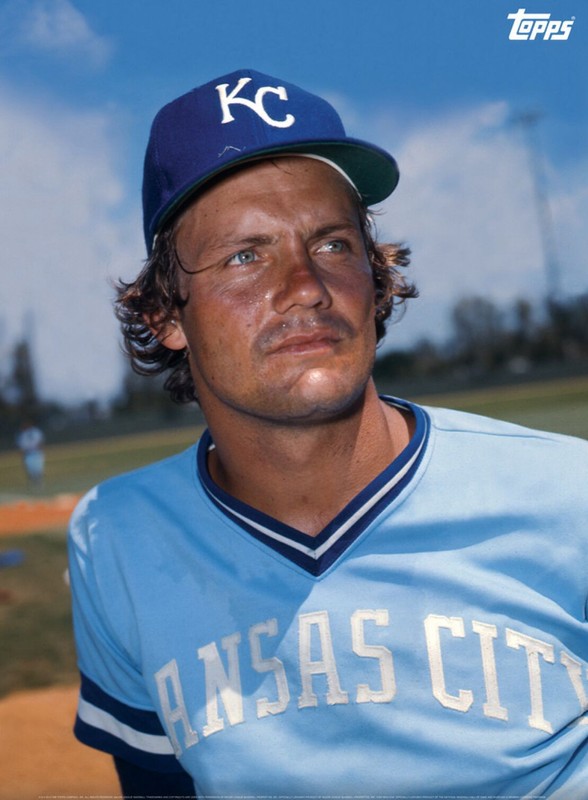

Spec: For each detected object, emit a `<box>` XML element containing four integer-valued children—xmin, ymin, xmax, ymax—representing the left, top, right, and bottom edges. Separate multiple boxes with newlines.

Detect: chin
<box><xmin>260</xmin><ymin>372</ymin><xmax>371</xmax><ymax>423</ymax></box>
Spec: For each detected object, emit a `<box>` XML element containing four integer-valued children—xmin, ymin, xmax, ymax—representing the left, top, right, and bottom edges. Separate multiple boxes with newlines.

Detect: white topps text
<box><xmin>507</xmin><ymin>8</ymin><xmax>575</xmax><ymax>40</ymax></box>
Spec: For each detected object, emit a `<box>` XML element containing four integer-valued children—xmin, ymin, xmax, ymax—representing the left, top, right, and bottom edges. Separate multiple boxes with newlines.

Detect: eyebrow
<box><xmin>310</xmin><ymin>221</ymin><xmax>362</xmax><ymax>239</ymax></box>
<box><xmin>203</xmin><ymin>235</ymin><xmax>277</xmax><ymax>254</ymax></box>
<box><xmin>199</xmin><ymin>219</ymin><xmax>362</xmax><ymax>257</ymax></box>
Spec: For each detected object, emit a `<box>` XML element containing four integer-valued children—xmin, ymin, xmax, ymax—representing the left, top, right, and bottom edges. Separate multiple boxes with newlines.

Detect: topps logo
<box><xmin>508</xmin><ymin>8</ymin><xmax>575</xmax><ymax>40</ymax></box>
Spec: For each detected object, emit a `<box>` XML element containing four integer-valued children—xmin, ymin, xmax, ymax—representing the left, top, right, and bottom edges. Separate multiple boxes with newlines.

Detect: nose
<box><xmin>272</xmin><ymin>240</ymin><xmax>332</xmax><ymax>314</ymax></box>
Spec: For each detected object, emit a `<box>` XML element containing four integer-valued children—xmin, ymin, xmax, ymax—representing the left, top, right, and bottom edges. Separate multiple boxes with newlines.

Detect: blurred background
<box><xmin>0</xmin><ymin>1</ymin><xmax>586</xmax><ymax>795</ymax></box>
<box><xmin>0</xmin><ymin>0</ymin><xmax>587</xmax><ymax>448</ymax></box>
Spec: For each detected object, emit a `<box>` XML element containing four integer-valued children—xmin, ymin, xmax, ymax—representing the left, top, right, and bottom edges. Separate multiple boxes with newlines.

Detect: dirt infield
<box><xmin>0</xmin><ymin>495</ymin><xmax>79</xmax><ymax>536</ymax></box>
<box><xmin>0</xmin><ymin>685</ymin><xmax>121</xmax><ymax>799</ymax></box>
<box><xmin>0</xmin><ymin>498</ymin><xmax>120</xmax><ymax>798</ymax></box>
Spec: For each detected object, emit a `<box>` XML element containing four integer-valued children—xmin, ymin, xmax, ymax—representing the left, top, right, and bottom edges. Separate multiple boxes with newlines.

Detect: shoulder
<box><xmin>69</xmin><ymin>443</ymin><xmax>200</xmax><ymax>542</ymax></box>
<box><xmin>386</xmin><ymin>394</ymin><xmax>587</xmax><ymax>455</ymax></box>
<box><xmin>420</xmin><ymin>403</ymin><xmax>588</xmax><ymax>500</ymax></box>
<box><xmin>424</xmin><ymin>403</ymin><xmax>587</xmax><ymax>450</ymax></box>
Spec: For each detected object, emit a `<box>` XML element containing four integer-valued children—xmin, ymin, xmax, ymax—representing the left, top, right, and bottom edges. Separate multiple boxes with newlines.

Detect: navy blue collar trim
<box><xmin>197</xmin><ymin>397</ymin><xmax>429</xmax><ymax>576</ymax></box>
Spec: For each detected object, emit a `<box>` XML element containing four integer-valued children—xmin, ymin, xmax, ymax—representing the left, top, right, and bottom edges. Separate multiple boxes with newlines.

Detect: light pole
<box><xmin>511</xmin><ymin>109</ymin><xmax>561</xmax><ymax>300</ymax></box>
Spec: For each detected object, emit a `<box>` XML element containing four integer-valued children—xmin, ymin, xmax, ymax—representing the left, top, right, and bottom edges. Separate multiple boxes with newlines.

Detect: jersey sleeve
<box><xmin>68</xmin><ymin>487</ymin><xmax>186</xmax><ymax>774</ymax></box>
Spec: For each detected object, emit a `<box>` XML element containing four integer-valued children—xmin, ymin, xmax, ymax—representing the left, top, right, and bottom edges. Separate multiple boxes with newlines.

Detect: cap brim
<box><xmin>152</xmin><ymin>138</ymin><xmax>399</xmax><ymax>243</ymax></box>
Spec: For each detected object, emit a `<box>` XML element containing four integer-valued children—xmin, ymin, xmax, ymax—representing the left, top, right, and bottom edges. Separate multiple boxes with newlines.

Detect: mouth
<box><xmin>267</xmin><ymin>330</ymin><xmax>343</xmax><ymax>356</ymax></box>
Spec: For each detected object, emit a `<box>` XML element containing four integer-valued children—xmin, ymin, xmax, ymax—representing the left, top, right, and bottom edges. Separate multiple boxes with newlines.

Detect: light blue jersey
<box><xmin>68</xmin><ymin>399</ymin><xmax>588</xmax><ymax>798</ymax></box>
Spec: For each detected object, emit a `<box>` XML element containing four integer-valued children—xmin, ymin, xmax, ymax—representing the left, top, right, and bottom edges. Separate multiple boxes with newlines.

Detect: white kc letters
<box><xmin>216</xmin><ymin>77</ymin><xmax>296</xmax><ymax>128</ymax></box>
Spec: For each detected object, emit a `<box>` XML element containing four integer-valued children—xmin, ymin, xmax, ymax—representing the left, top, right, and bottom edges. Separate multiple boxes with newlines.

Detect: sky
<box><xmin>0</xmin><ymin>0</ymin><xmax>586</xmax><ymax>405</ymax></box>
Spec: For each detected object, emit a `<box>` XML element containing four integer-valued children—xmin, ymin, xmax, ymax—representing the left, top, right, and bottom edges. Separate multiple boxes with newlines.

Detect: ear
<box><xmin>144</xmin><ymin>312</ymin><xmax>188</xmax><ymax>352</ymax></box>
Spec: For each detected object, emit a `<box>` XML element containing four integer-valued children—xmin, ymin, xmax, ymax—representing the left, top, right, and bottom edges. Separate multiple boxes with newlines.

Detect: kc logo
<box><xmin>216</xmin><ymin>77</ymin><xmax>296</xmax><ymax>128</ymax></box>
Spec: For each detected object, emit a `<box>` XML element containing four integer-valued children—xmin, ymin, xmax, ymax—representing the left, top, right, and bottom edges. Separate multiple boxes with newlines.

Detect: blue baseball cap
<box><xmin>142</xmin><ymin>68</ymin><xmax>399</xmax><ymax>254</ymax></box>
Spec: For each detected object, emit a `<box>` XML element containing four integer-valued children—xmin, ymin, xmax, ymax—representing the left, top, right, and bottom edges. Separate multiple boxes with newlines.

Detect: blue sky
<box><xmin>0</xmin><ymin>0</ymin><xmax>586</xmax><ymax>403</ymax></box>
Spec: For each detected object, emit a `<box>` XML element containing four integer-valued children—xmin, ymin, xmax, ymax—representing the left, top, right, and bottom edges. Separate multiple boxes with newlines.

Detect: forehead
<box><xmin>176</xmin><ymin>156</ymin><xmax>362</xmax><ymax>237</ymax></box>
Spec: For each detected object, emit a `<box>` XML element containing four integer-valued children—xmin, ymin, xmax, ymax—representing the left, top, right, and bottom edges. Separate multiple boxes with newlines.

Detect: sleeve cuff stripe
<box><xmin>77</xmin><ymin>697</ymin><xmax>175</xmax><ymax>755</ymax></box>
<box><xmin>74</xmin><ymin>718</ymin><xmax>184</xmax><ymax>773</ymax></box>
<box><xmin>79</xmin><ymin>672</ymin><xmax>166</xmax><ymax>735</ymax></box>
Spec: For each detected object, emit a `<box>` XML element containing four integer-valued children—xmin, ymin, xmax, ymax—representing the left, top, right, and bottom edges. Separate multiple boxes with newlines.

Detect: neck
<box><xmin>204</xmin><ymin>382</ymin><xmax>413</xmax><ymax>536</ymax></box>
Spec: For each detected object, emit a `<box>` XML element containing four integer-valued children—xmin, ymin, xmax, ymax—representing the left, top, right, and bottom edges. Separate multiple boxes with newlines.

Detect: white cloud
<box><xmin>1</xmin><ymin>87</ymin><xmax>585</xmax><ymax>406</ymax></box>
<box><xmin>0</xmin><ymin>85</ymin><xmax>143</xmax><ymax>404</ymax></box>
<box><xmin>365</xmin><ymin>103</ymin><xmax>588</xmax><ymax>350</ymax></box>
<box><xmin>6</xmin><ymin>0</ymin><xmax>112</xmax><ymax>67</ymax></box>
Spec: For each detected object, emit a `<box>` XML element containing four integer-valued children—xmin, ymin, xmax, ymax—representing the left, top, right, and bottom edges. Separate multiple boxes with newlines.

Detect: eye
<box><xmin>226</xmin><ymin>249</ymin><xmax>257</xmax><ymax>266</ymax></box>
<box><xmin>317</xmin><ymin>240</ymin><xmax>346</xmax><ymax>254</ymax></box>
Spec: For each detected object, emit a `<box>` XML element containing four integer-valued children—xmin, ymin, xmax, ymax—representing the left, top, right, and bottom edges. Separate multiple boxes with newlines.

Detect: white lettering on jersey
<box><xmin>249</xmin><ymin>618</ymin><xmax>291</xmax><ymax>718</ymax></box>
<box><xmin>560</xmin><ymin>651</ymin><xmax>588</xmax><ymax>725</ymax></box>
<box><xmin>505</xmin><ymin>628</ymin><xmax>554</xmax><ymax>733</ymax></box>
<box><xmin>472</xmin><ymin>620</ymin><xmax>508</xmax><ymax>721</ymax></box>
<box><xmin>154</xmin><ymin>609</ymin><xmax>588</xmax><ymax>750</ymax></box>
<box><xmin>351</xmin><ymin>609</ymin><xmax>396</xmax><ymax>704</ymax></box>
<box><xmin>216</xmin><ymin>78</ymin><xmax>296</xmax><ymax>128</ymax></box>
<box><xmin>154</xmin><ymin>659</ymin><xmax>199</xmax><ymax>756</ymax></box>
<box><xmin>425</xmin><ymin>614</ymin><xmax>474</xmax><ymax>713</ymax></box>
<box><xmin>198</xmin><ymin>632</ymin><xmax>244</xmax><ymax>736</ymax></box>
<box><xmin>298</xmin><ymin>611</ymin><xmax>349</xmax><ymax>708</ymax></box>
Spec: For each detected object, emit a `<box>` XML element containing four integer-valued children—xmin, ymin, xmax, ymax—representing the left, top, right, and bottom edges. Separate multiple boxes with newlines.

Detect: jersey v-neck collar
<box><xmin>196</xmin><ymin>397</ymin><xmax>430</xmax><ymax>576</ymax></box>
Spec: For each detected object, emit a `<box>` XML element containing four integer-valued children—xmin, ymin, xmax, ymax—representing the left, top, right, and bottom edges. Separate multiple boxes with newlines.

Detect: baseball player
<box><xmin>68</xmin><ymin>69</ymin><xmax>588</xmax><ymax>798</ymax></box>
<box><xmin>16</xmin><ymin>420</ymin><xmax>45</xmax><ymax>488</ymax></box>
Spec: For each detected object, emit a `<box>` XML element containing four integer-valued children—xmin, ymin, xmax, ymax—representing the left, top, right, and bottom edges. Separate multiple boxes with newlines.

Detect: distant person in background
<box><xmin>16</xmin><ymin>421</ymin><xmax>45</xmax><ymax>489</ymax></box>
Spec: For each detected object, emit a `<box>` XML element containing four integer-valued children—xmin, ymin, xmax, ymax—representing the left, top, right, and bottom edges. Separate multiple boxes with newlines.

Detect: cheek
<box><xmin>185</xmin><ymin>291</ymin><xmax>262</xmax><ymax>361</ymax></box>
<box><xmin>335</xmin><ymin>268</ymin><xmax>377</xmax><ymax>319</ymax></box>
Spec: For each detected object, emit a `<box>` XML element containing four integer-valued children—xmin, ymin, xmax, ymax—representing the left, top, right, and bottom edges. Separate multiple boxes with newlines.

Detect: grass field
<box><xmin>415</xmin><ymin>374</ymin><xmax>588</xmax><ymax>440</ymax></box>
<box><xmin>0</xmin><ymin>424</ymin><xmax>204</xmax><ymax>501</ymax></box>
<box><xmin>1</xmin><ymin>375</ymin><xmax>587</xmax><ymax>502</ymax></box>
<box><xmin>0</xmin><ymin>531</ymin><xmax>76</xmax><ymax>698</ymax></box>
<box><xmin>0</xmin><ymin>375</ymin><xmax>586</xmax><ymax>698</ymax></box>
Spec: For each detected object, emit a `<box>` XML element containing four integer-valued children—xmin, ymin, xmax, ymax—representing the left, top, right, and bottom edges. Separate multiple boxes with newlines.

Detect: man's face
<box><xmin>170</xmin><ymin>157</ymin><xmax>378</xmax><ymax>424</ymax></box>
